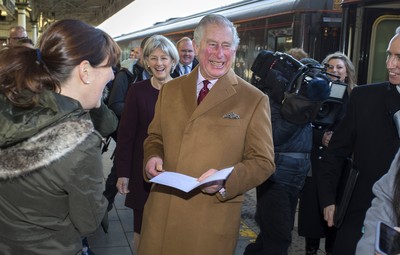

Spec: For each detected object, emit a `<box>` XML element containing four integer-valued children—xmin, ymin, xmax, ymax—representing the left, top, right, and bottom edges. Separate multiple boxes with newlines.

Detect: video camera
<box><xmin>251</xmin><ymin>50</ymin><xmax>347</xmax><ymax>125</ymax></box>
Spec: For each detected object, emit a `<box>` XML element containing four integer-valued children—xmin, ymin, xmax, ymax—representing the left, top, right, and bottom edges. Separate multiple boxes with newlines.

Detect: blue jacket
<box><xmin>268</xmin><ymin>99</ymin><xmax>312</xmax><ymax>189</ymax></box>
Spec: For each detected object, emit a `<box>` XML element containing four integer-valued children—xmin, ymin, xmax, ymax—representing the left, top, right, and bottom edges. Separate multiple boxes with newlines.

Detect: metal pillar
<box><xmin>15</xmin><ymin>1</ymin><xmax>29</xmax><ymax>29</ymax></box>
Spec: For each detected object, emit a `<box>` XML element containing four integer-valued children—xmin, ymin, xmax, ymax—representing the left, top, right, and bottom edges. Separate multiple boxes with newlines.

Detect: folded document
<box><xmin>149</xmin><ymin>167</ymin><xmax>234</xmax><ymax>192</ymax></box>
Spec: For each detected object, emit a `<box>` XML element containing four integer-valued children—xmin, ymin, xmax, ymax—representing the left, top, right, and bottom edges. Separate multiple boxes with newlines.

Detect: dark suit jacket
<box><xmin>317</xmin><ymin>82</ymin><xmax>400</xmax><ymax>254</ymax></box>
<box><xmin>171</xmin><ymin>58</ymin><xmax>199</xmax><ymax>78</ymax></box>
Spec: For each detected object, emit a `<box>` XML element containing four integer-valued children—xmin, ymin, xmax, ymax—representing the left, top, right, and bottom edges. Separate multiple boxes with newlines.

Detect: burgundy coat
<box><xmin>115</xmin><ymin>79</ymin><xmax>157</xmax><ymax>210</ymax></box>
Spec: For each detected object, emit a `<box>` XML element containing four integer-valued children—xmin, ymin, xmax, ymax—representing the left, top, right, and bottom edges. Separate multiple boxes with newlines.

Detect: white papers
<box><xmin>149</xmin><ymin>167</ymin><xmax>234</xmax><ymax>192</ymax></box>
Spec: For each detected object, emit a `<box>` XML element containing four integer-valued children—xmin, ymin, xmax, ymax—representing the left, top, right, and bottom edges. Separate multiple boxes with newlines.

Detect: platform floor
<box><xmin>87</xmin><ymin>141</ymin><xmax>329</xmax><ymax>255</ymax></box>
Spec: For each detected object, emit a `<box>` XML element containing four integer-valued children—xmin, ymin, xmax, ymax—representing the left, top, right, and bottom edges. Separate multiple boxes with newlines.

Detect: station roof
<box><xmin>2</xmin><ymin>0</ymin><xmax>135</xmax><ymax>26</ymax></box>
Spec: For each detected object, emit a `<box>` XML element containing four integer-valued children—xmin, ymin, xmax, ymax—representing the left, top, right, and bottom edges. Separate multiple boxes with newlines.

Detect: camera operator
<box><xmin>245</xmin><ymin>51</ymin><xmax>330</xmax><ymax>254</ymax></box>
<box><xmin>298</xmin><ymin>52</ymin><xmax>356</xmax><ymax>255</ymax></box>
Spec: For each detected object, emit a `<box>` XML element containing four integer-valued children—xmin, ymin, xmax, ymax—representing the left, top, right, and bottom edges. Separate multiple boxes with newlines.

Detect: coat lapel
<box><xmin>180</xmin><ymin>68</ymin><xmax>198</xmax><ymax>117</ymax></box>
<box><xmin>190</xmin><ymin>69</ymin><xmax>238</xmax><ymax>122</ymax></box>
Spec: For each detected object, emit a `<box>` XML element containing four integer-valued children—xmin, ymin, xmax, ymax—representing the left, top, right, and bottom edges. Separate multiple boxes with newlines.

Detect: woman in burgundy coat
<box><xmin>115</xmin><ymin>34</ymin><xmax>178</xmax><ymax>253</ymax></box>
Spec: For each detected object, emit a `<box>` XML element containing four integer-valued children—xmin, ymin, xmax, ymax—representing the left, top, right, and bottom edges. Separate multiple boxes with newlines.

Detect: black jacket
<box><xmin>171</xmin><ymin>58</ymin><xmax>199</xmax><ymax>78</ymax></box>
<box><xmin>318</xmin><ymin>82</ymin><xmax>400</xmax><ymax>254</ymax></box>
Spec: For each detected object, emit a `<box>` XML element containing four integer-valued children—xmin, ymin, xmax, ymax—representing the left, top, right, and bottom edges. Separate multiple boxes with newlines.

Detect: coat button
<box><xmin>318</xmin><ymin>156</ymin><xmax>322</xmax><ymax>159</ymax></box>
<box><xmin>319</xmin><ymin>146</ymin><xmax>323</xmax><ymax>150</ymax></box>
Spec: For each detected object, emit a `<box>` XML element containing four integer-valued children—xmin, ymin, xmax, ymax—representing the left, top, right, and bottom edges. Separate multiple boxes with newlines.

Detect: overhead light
<box><xmin>1</xmin><ymin>11</ymin><xmax>7</xmax><ymax>17</ymax></box>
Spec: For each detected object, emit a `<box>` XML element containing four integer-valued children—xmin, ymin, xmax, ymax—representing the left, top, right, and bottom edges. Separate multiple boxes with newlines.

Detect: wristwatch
<box><xmin>219</xmin><ymin>187</ymin><xmax>226</xmax><ymax>199</ymax></box>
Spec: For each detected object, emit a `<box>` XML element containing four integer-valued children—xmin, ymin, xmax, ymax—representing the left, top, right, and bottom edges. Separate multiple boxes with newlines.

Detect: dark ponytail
<box><xmin>0</xmin><ymin>19</ymin><xmax>121</xmax><ymax>108</ymax></box>
<box><xmin>0</xmin><ymin>46</ymin><xmax>57</xmax><ymax>108</ymax></box>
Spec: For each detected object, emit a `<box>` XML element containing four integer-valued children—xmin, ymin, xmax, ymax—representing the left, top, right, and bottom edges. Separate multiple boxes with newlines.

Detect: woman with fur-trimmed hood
<box><xmin>0</xmin><ymin>19</ymin><xmax>120</xmax><ymax>255</ymax></box>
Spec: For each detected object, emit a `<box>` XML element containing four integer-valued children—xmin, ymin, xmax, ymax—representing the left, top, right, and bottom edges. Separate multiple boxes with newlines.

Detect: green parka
<box><xmin>0</xmin><ymin>90</ymin><xmax>108</xmax><ymax>255</ymax></box>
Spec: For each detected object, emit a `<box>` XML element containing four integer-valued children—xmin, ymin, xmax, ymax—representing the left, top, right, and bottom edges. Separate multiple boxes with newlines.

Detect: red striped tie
<box><xmin>198</xmin><ymin>80</ymin><xmax>210</xmax><ymax>105</ymax></box>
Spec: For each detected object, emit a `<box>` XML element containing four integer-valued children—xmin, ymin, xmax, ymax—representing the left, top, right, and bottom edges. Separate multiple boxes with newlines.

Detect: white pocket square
<box><xmin>223</xmin><ymin>112</ymin><xmax>240</xmax><ymax>119</ymax></box>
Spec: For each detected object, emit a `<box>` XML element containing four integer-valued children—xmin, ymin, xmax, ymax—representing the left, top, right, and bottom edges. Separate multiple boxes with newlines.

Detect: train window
<box><xmin>268</xmin><ymin>28</ymin><xmax>293</xmax><ymax>53</ymax></box>
<box><xmin>368</xmin><ymin>15</ymin><xmax>400</xmax><ymax>84</ymax></box>
<box><xmin>276</xmin><ymin>36</ymin><xmax>293</xmax><ymax>53</ymax></box>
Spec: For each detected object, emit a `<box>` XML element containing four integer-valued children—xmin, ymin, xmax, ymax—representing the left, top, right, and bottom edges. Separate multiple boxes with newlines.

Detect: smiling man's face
<box><xmin>194</xmin><ymin>23</ymin><xmax>236</xmax><ymax>80</ymax></box>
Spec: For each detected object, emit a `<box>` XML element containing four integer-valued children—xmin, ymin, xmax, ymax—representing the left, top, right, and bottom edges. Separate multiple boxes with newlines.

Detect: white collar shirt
<box><xmin>196</xmin><ymin>69</ymin><xmax>216</xmax><ymax>98</ymax></box>
<box><xmin>180</xmin><ymin>63</ymin><xmax>192</xmax><ymax>75</ymax></box>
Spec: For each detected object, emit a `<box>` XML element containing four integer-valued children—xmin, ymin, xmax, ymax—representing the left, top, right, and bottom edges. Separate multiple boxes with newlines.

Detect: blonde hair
<box><xmin>322</xmin><ymin>52</ymin><xmax>357</xmax><ymax>93</ymax></box>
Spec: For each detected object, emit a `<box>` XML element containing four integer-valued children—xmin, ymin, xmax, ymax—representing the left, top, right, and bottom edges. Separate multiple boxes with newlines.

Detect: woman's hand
<box><xmin>322</xmin><ymin>131</ymin><xmax>333</xmax><ymax>147</ymax></box>
<box><xmin>323</xmin><ymin>204</ymin><xmax>336</xmax><ymax>227</ymax></box>
<box><xmin>116</xmin><ymin>177</ymin><xmax>130</xmax><ymax>194</ymax></box>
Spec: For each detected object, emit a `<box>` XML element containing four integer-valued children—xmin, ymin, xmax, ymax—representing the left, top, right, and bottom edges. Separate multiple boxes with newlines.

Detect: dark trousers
<box><xmin>244</xmin><ymin>181</ymin><xmax>300</xmax><ymax>255</ymax></box>
<box><xmin>103</xmin><ymin>164</ymin><xmax>118</xmax><ymax>206</ymax></box>
<box><xmin>306</xmin><ymin>228</ymin><xmax>336</xmax><ymax>254</ymax></box>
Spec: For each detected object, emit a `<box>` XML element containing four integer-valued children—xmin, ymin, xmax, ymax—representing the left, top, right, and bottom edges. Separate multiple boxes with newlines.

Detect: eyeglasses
<box><xmin>8</xmin><ymin>36</ymin><xmax>28</xmax><ymax>41</ymax></box>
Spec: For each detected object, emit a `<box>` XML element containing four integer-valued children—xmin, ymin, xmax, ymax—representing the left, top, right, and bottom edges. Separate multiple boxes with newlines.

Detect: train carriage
<box><xmin>341</xmin><ymin>0</ymin><xmax>400</xmax><ymax>84</ymax></box>
<box><xmin>115</xmin><ymin>0</ymin><xmax>342</xmax><ymax>82</ymax></box>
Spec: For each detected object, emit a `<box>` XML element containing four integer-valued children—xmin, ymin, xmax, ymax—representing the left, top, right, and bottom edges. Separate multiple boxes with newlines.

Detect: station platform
<box><xmin>88</xmin><ymin>141</ymin><xmax>328</xmax><ymax>255</ymax></box>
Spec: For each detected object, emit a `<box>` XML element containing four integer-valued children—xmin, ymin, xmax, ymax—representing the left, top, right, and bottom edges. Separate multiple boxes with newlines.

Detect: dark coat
<box><xmin>107</xmin><ymin>68</ymin><xmax>135</xmax><ymax>118</ymax></box>
<box><xmin>317</xmin><ymin>82</ymin><xmax>400</xmax><ymax>255</ymax></box>
<box><xmin>115</xmin><ymin>79</ymin><xmax>156</xmax><ymax>210</ymax></box>
<box><xmin>298</xmin><ymin>92</ymin><xmax>349</xmax><ymax>238</ymax></box>
<box><xmin>170</xmin><ymin>58</ymin><xmax>199</xmax><ymax>78</ymax></box>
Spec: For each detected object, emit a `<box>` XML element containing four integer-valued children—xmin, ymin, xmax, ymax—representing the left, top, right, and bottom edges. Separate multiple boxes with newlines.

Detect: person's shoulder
<box><xmin>354</xmin><ymin>81</ymin><xmax>390</xmax><ymax>90</ymax></box>
<box><xmin>351</xmin><ymin>81</ymin><xmax>390</xmax><ymax>97</ymax></box>
<box><xmin>116</xmin><ymin>67</ymin><xmax>134</xmax><ymax>78</ymax></box>
<box><xmin>130</xmin><ymin>79</ymin><xmax>152</xmax><ymax>90</ymax></box>
<box><xmin>235</xmin><ymin>74</ymin><xmax>266</xmax><ymax>96</ymax></box>
<box><xmin>192</xmin><ymin>58</ymin><xmax>199</xmax><ymax>66</ymax></box>
<box><xmin>171</xmin><ymin>66</ymin><xmax>180</xmax><ymax>78</ymax></box>
<box><xmin>132</xmin><ymin>62</ymin><xmax>144</xmax><ymax>72</ymax></box>
<box><xmin>168</xmin><ymin>73</ymin><xmax>189</xmax><ymax>85</ymax></box>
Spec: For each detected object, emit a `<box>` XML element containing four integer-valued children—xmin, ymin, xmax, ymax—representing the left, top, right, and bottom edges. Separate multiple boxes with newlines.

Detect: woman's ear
<box><xmin>79</xmin><ymin>60</ymin><xmax>91</xmax><ymax>84</ymax></box>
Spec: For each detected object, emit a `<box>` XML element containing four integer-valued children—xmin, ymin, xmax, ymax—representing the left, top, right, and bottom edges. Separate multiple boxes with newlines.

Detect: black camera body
<box><xmin>251</xmin><ymin>50</ymin><xmax>346</xmax><ymax>126</ymax></box>
<box><xmin>314</xmin><ymin>81</ymin><xmax>347</xmax><ymax>126</ymax></box>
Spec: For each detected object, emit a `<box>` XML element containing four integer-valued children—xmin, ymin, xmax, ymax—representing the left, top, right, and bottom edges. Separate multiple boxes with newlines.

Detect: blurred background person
<box><xmin>120</xmin><ymin>47</ymin><xmax>140</xmax><ymax>74</ymax></box>
<box><xmin>15</xmin><ymin>37</ymin><xmax>34</xmax><ymax>48</ymax></box>
<box><xmin>7</xmin><ymin>25</ymin><xmax>28</xmax><ymax>46</ymax></box>
<box><xmin>0</xmin><ymin>19</ymin><xmax>120</xmax><ymax>255</ymax></box>
<box><xmin>286</xmin><ymin>47</ymin><xmax>308</xmax><ymax>61</ymax></box>
<box><xmin>298</xmin><ymin>52</ymin><xmax>356</xmax><ymax>255</ymax></box>
<box><xmin>130</xmin><ymin>47</ymin><xmax>140</xmax><ymax>61</ymax></box>
<box><xmin>115</xmin><ymin>34</ymin><xmax>178</xmax><ymax>254</ymax></box>
<box><xmin>171</xmin><ymin>36</ymin><xmax>198</xmax><ymax>78</ymax></box>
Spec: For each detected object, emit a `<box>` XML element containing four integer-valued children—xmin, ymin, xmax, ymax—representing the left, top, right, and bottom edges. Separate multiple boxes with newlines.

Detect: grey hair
<box><xmin>193</xmin><ymin>14</ymin><xmax>240</xmax><ymax>49</ymax></box>
<box><xmin>142</xmin><ymin>34</ymin><xmax>179</xmax><ymax>75</ymax></box>
<box><xmin>396</xmin><ymin>26</ymin><xmax>400</xmax><ymax>35</ymax></box>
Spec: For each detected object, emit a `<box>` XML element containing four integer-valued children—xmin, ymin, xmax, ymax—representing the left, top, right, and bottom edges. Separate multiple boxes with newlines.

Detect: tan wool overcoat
<box><xmin>139</xmin><ymin>67</ymin><xmax>275</xmax><ymax>255</ymax></box>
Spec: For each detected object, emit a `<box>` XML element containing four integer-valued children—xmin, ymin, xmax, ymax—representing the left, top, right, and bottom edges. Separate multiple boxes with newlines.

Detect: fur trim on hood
<box><xmin>0</xmin><ymin>119</ymin><xmax>94</xmax><ymax>180</ymax></box>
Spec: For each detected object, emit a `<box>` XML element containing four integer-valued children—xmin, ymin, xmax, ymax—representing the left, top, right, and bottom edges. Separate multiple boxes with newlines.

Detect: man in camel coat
<box><xmin>134</xmin><ymin>14</ymin><xmax>275</xmax><ymax>255</ymax></box>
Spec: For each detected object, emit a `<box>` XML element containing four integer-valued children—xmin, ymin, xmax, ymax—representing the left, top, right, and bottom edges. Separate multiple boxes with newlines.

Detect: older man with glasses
<box><xmin>8</xmin><ymin>26</ymin><xmax>28</xmax><ymax>46</ymax></box>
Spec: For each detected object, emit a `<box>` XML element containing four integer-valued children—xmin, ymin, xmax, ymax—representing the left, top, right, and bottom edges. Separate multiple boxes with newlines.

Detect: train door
<box><xmin>342</xmin><ymin>1</ymin><xmax>400</xmax><ymax>84</ymax></box>
<box><xmin>367</xmin><ymin>16</ymin><xmax>400</xmax><ymax>84</ymax></box>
